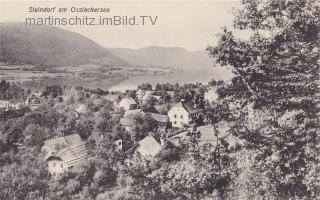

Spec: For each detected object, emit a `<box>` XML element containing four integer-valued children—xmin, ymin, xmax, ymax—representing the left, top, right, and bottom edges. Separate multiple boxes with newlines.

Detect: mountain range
<box><xmin>0</xmin><ymin>23</ymin><xmax>126</xmax><ymax>68</ymax></box>
<box><xmin>0</xmin><ymin>23</ymin><xmax>213</xmax><ymax>69</ymax></box>
<box><xmin>108</xmin><ymin>46</ymin><xmax>213</xmax><ymax>69</ymax></box>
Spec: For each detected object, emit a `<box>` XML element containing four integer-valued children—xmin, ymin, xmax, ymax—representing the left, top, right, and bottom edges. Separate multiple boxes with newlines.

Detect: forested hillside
<box><xmin>0</xmin><ymin>23</ymin><xmax>126</xmax><ymax>68</ymax></box>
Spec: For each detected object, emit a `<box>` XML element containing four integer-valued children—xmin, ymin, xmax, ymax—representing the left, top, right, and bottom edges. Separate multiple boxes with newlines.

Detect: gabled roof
<box><xmin>135</xmin><ymin>89</ymin><xmax>144</xmax><ymax>95</ymax></box>
<box><xmin>119</xmin><ymin>97</ymin><xmax>137</xmax><ymax>105</ymax></box>
<box><xmin>119</xmin><ymin>117</ymin><xmax>132</xmax><ymax>127</ymax></box>
<box><xmin>123</xmin><ymin>109</ymin><xmax>142</xmax><ymax>118</ymax></box>
<box><xmin>103</xmin><ymin>94</ymin><xmax>119</xmax><ymax>102</ymax></box>
<box><xmin>150</xmin><ymin>113</ymin><xmax>169</xmax><ymax>123</ymax></box>
<box><xmin>50</xmin><ymin>142</ymin><xmax>94</xmax><ymax>168</ymax></box>
<box><xmin>42</xmin><ymin>134</ymin><xmax>83</xmax><ymax>153</ymax></box>
<box><xmin>137</xmin><ymin>135</ymin><xmax>162</xmax><ymax>157</ymax></box>
<box><xmin>173</xmin><ymin>101</ymin><xmax>200</xmax><ymax>114</ymax></box>
<box><xmin>151</xmin><ymin>95</ymin><xmax>161</xmax><ymax>100</ymax></box>
<box><xmin>74</xmin><ymin>104</ymin><xmax>89</xmax><ymax>114</ymax></box>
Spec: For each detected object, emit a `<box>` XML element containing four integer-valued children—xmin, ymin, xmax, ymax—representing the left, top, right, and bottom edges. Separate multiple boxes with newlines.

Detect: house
<box><xmin>102</xmin><ymin>94</ymin><xmax>120</xmax><ymax>103</ymax></box>
<box><xmin>114</xmin><ymin>139</ymin><xmax>123</xmax><ymax>150</ymax></box>
<box><xmin>119</xmin><ymin>109</ymin><xmax>143</xmax><ymax>133</ymax></box>
<box><xmin>128</xmin><ymin>135</ymin><xmax>162</xmax><ymax>158</ymax></box>
<box><xmin>123</xmin><ymin>109</ymin><xmax>143</xmax><ymax>118</ymax></box>
<box><xmin>136</xmin><ymin>89</ymin><xmax>158</xmax><ymax>104</ymax></box>
<box><xmin>10</xmin><ymin>102</ymin><xmax>24</xmax><ymax>110</ymax></box>
<box><xmin>74</xmin><ymin>103</ymin><xmax>90</xmax><ymax>114</ymax></box>
<box><xmin>46</xmin><ymin>142</ymin><xmax>93</xmax><ymax>176</ymax></box>
<box><xmin>0</xmin><ymin>101</ymin><xmax>24</xmax><ymax>111</ymax></box>
<box><xmin>41</xmin><ymin>134</ymin><xmax>83</xmax><ymax>159</ymax></box>
<box><xmin>204</xmin><ymin>87</ymin><xmax>218</xmax><ymax>104</ymax></box>
<box><xmin>25</xmin><ymin>92</ymin><xmax>41</xmax><ymax>109</ymax></box>
<box><xmin>118</xmin><ymin>97</ymin><xmax>137</xmax><ymax>110</ymax></box>
<box><xmin>150</xmin><ymin>113</ymin><xmax>170</xmax><ymax>133</ymax></box>
<box><xmin>119</xmin><ymin>117</ymin><xmax>133</xmax><ymax>132</ymax></box>
<box><xmin>0</xmin><ymin>100</ymin><xmax>9</xmax><ymax>111</ymax></box>
<box><xmin>168</xmin><ymin>100</ymin><xmax>202</xmax><ymax>128</ymax></box>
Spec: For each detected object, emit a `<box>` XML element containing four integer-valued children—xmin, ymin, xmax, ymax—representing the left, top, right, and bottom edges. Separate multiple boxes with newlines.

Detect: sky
<box><xmin>0</xmin><ymin>0</ymin><xmax>241</xmax><ymax>51</ymax></box>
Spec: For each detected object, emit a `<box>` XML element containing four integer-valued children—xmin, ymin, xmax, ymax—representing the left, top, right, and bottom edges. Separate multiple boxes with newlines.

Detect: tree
<box><xmin>0</xmin><ymin>148</ymin><xmax>49</xmax><ymax>200</ymax></box>
<box><xmin>42</xmin><ymin>85</ymin><xmax>63</xmax><ymax>98</ymax></box>
<box><xmin>0</xmin><ymin>80</ymin><xmax>25</xmax><ymax>100</ymax></box>
<box><xmin>207</xmin><ymin>0</ymin><xmax>319</xmax><ymax>198</ymax></box>
<box><xmin>141</xmin><ymin>96</ymin><xmax>158</xmax><ymax>113</ymax></box>
<box><xmin>130</xmin><ymin>113</ymin><xmax>157</xmax><ymax>142</ymax></box>
<box><xmin>95</xmin><ymin>106</ymin><xmax>113</xmax><ymax>133</ymax></box>
<box><xmin>138</xmin><ymin>83</ymin><xmax>153</xmax><ymax>91</ymax></box>
<box><xmin>23</xmin><ymin>123</ymin><xmax>49</xmax><ymax>148</ymax></box>
<box><xmin>75</xmin><ymin>116</ymin><xmax>94</xmax><ymax>140</ymax></box>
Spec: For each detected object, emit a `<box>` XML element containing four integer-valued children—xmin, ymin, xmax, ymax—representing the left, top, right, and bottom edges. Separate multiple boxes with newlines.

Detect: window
<box><xmin>53</xmin><ymin>162</ymin><xmax>56</xmax><ymax>167</ymax></box>
<box><xmin>174</xmin><ymin>121</ymin><xmax>177</xmax><ymax>124</ymax></box>
<box><xmin>53</xmin><ymin>172</ymin><xmax>56</xmax><ymax>176</ymax></box>
<box><xmin>174</xmin><ymin>114</ymin><xmax>177</xmax><ymax>118</ymax></box>
<box><xmin>181</xmin><ymin>115</ymin><xmax>183</xmax><ymax>119</ymax></box>
<box><xmin>61</xmin><ymin>164</ymin><xmax>63</xmax><ymax>168</ymax></box>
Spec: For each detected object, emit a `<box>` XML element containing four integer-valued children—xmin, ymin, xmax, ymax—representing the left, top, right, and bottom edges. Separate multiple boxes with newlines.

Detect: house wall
<box><xmin>48</xmin><ymin>159</ymin><xmax>67</xmax><ymax>176</ymax></box>
<box><xmin>168</xmin><ymin>106</ymin><xmax>190</xmax><ymax>128</ymax></box>
<box><xmin>119</xmin><ymin>101</ymin><xmax>136</xmax><ymax>110</ymax></box>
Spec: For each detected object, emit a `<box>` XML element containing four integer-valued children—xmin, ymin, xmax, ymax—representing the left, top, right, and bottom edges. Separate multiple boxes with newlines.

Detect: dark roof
<box><xmin>123</xmin><ymin>109</ymin><xmax>142</xmax><ymax>118</ymax></box>
<box><xmin>150</xmin><ymin>113</ymin><xmax>169</xmax><ymax>123</ymax></box>
<box><xmin>174</xmin><ymin>102</ymin><xmax>200</xmax><ymax>114</ymax></box>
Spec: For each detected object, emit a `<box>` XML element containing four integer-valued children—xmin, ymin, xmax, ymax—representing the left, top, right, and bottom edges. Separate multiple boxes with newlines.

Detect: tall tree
<box><xmin>207</xmin><ymin>0</ymin><xmax>319</xmax><ymax>199</ymax></box>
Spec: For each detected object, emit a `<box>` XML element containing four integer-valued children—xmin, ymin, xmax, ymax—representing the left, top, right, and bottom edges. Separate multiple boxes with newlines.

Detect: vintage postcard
<box><xmin>0</xmin><ymin>0</ymin><xmax>318</xmax><ymax>199</ymax></box>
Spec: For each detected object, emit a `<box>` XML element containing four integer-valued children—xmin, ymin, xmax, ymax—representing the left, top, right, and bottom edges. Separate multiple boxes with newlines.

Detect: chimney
<box><xmin>160</xmin><ymin>137</ymin><xmax>165</xmax><ymax>146</ymax></box>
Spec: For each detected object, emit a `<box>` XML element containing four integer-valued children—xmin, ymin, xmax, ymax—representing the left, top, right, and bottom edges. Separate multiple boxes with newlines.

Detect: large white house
<box><xmin>41</xmin><ymin>134</ymin><xmax>95</xmax><ymax>177</ymax></box>
<box><xmin>168</xmin><ymin>101</ymin><xmax>201</xmax><ymax>128</ymax></box>
<box><xmin>118</xmin><ymin>97</ymin><xmax>137</xmax><ymax>110</ymax></box>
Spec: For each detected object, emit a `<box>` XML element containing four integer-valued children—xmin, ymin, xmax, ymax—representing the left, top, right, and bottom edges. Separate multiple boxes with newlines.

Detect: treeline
<box><xmin>0</xmin><ymin>80</ymin><xmax>25</xmax><ymax>100</ymax></box>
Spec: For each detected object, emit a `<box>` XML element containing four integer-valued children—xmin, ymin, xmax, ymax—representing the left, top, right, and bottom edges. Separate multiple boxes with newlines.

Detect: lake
<box><xmin>109</xmin><ymin>66</ymin><xmax>234</xmax><ymax>92</ymax></box>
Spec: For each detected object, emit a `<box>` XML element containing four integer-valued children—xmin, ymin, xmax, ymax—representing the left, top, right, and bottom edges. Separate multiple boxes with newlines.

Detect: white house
<box><xmin>0</xmin><ymin>100</ymin><xmax>9</xmax><ymax>111</ymax></box>
<box><xmin>0</xmin><ymin>101</ymin><xmax>24</xmax><ymax>111</ymax></box>
<box><xmin>118</xmin><ymin>97</ymin><xmax>137</xmax><ymax>110</ymax></box>
<box><xmin>25</xmin><ymin>92</ymin><xmax>41</xmax><ymax>109</ymax></box>
<box><xmin>135</xmin><ymin>135</ymin><xmax>162</xmax><ymax>157</ymax></box>
<box><xmin>168</xmin><ymin>101</ymin><xmax>201</xmax><ymax>128</ymax></box>
<box><xmin>46</xmin><ymin>142</ymin><xmax>93</xmax><ymax>176</ymax></box>
<box><xmin>129</xmin><ymin>135</ymin><xmax>162</xmax><ymax>157</ymax></box>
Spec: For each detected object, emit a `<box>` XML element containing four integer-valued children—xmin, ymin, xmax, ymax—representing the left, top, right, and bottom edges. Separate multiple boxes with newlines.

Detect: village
<box><xmin>1</xmin><ymin>0</ymin><xmax>317</xmax><ymax>198</ymax></box>
<box><xmin>0</xmin><ymin>80</ymin><xmax>232</xmax><ymax>178</ymax></box>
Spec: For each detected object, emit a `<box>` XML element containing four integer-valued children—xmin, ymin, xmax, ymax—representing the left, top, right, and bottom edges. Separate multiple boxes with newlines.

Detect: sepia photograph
<box><xmin>0</xmin><ymin>0</ymin><xmax>319</xmax><ymax>199</ymax></box>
